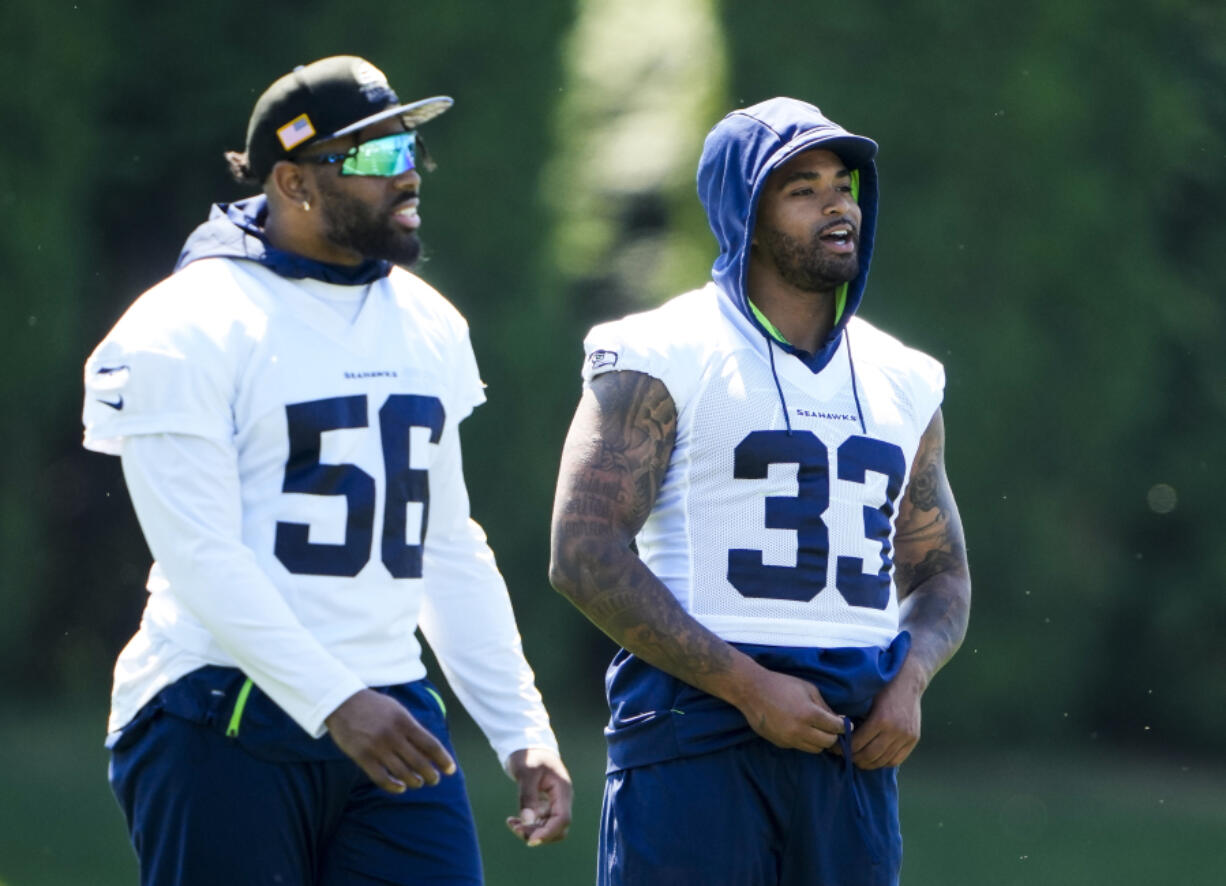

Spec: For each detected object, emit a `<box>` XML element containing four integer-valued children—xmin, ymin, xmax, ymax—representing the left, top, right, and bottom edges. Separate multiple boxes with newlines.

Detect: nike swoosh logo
<box><xmin>97</xmin><ymin>396</ymin><xmax>124</xmax><ymax>410</ymax></box>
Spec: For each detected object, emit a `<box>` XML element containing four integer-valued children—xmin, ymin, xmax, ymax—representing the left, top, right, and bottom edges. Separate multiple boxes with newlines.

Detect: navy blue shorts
<box><xmin>108</xmin><ymin>668</ymin><xmax>482</xmax><ymax>886</ymax></box>
<box><xmin>598</xmin><ymin>733</ymin><xmax>901</xmax><ymax>886</ymax></box>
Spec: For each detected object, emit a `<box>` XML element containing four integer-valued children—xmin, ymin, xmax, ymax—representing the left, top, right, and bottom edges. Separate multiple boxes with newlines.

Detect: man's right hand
<box><xmin>732</xmin><ymin>666</ymin><xmax>845</xmax><ymax>753</ymax></box>
<box><xmin>325</xmin><ymin>689</ymin><xmax>457</xmax><ymax>793</ymax></box>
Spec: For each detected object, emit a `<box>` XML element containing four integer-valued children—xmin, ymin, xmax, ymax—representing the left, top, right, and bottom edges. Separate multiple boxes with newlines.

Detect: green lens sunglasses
<box><xmin>301</xmin><ymin>131</ymin><xmax>416</xmax><ymax>177</ymax></box>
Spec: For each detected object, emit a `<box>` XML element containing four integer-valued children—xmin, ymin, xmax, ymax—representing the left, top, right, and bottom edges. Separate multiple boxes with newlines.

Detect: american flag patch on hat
<box><xmin>276</xmin><ymin>114</ymin><xmax>316</xmax><ymax>151</ymax></box>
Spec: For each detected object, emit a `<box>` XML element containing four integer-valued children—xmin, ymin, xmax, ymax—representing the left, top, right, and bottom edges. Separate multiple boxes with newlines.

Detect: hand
<box><xmin>504</xmin><ymin>747</ymin><xmax>573</xmax><ymax>847</ymax></box>
<box><xmin>734</xmin><ymin>667</ymin><xmax>845</xmax><ymax>753</ymax></box>
<box><xmin>849</xmin><ymin>665</ymin><xmax>924</xmax><ymax>769</ymax></box>
<box><xmin>325</xmin><ymin>689</ymin><xmax>457</xmax><ymax>793</ymax></box>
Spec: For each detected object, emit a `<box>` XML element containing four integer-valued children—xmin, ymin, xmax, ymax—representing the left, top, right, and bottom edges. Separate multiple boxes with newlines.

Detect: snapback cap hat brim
<box><xmin>801</xmin><ymin>133</ymin><xmax>878</xmax><ymax>169</ymax></box>
<box><xmin>329</xmin><ymin>95</ymin><xmax>454</xmax><ymax>140</ymax></box>
<box><xmin>829</xmin><ymin>135</ymin><xmax>878</xmax><ymax>167</ymax></box>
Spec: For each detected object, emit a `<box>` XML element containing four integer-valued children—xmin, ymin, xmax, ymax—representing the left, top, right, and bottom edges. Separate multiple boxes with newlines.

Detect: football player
<box><xmin>83</xmin><ymin>56</ymin><xmax>570</xmax><ymax>886</ymax></box>
<box><xmin>550</xmin><ymin>98</ymin><xmax>971</xmax><ymax>885</ymax></box>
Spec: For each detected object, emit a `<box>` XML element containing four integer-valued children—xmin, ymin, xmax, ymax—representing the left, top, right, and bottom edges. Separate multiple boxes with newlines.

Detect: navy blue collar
<box><xmin>175</xmin><ymin>195</ymin><xmax>393</xmax><ymax>286</ymax></box>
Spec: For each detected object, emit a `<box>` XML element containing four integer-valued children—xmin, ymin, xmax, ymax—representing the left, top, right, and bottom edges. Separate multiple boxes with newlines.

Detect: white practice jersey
<box><xmin>84</xmin><ymin>257</ymin><xmax>556</xmax><ymax>763</ymax></box>
<box><xmin>582</xmin><ymin>283</ymin><xmax>944</xmax><ymax>650</ymax></box>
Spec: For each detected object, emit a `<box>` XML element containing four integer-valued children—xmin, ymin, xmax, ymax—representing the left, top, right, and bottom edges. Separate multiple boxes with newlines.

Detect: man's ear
<box><xmin>269</xmin><ymin>160</ymin><xmax>313</xmax><ymax>207</ymax></box>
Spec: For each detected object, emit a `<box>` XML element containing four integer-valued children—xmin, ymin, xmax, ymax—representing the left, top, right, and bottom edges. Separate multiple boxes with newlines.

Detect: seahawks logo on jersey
<box><xmin>589</xmin><ymin>350</ymin><xmax>618</xmax><ymax>370</ymax></box>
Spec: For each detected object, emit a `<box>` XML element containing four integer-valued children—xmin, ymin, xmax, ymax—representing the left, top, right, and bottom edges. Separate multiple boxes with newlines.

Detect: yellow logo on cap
<box><xmin>277</xmin><ymin>114</ymin><xmax>316</xmax><ymax>151</ymax></box>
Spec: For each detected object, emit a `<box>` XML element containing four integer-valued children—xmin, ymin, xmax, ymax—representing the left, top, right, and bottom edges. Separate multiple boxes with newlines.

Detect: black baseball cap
<box><xmin>241</xmin><ymin>55</ymin><xmax>453</xmax><ymax>182</ymax></box>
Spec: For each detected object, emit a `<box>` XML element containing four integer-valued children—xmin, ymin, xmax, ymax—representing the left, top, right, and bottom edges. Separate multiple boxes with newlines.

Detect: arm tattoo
<box><xmin>905</xmin><ymin>452</ymin><xmax>940</xmax><ymax>511</ymax></box>
<box><xmin>896</xmin><ymin>545</ymin><xmax>966</xmax><ymax>593</ymax></box>
<box><xmin>581</xmin><ymin>372</ymin><xmax>674</xmax><ymax>528</ymax></box>
<box><xmin>585</xmin><ymin>572</ymin><xmax>734</xmax><ymax>678</ymax></box>
<box><xmin>551</xmin><ymin>372</ymin><xmax>735</xmax><ymax>683</ymax></box>
<box><xmin>894</xmin><ymin>421</ymin><xmax>966</xmax><ymax>591</ymax></box>
<box><xmin>890</xmin><ymin>409</ymin><xmax>972</xmax><ymax>680</ymax></box>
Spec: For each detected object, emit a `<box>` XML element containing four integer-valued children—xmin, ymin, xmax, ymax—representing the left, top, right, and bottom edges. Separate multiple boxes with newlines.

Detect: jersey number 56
<box><xmin>274</xmin><ymin>394</ymin><xmax>444</xmax><ymax>579</ymax></box>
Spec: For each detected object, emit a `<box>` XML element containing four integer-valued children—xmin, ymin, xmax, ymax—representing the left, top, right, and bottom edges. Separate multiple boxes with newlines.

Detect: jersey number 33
<box><xmin>728</xmin><ymin>429</ymin><xmax>905</xmax><ymax>610</ymax></box>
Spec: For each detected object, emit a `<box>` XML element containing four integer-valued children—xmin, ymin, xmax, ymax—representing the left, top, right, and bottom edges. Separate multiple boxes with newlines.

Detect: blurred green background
<box><xmin>2</xmin><ymin>1</ymin><xmax>1224</xmax><ymax>883</ymax></box>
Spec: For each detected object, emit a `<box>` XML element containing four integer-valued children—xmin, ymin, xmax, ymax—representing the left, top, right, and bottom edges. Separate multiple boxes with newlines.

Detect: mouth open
<box><xmin>818</xmin><ymin>223</ymin><xmax>855</xmax><ymax>254</ymax></box>
<box><xmin>393</xmin><ymin>201</ymin><xmax>420</xmax><ymax>230</ymax></box>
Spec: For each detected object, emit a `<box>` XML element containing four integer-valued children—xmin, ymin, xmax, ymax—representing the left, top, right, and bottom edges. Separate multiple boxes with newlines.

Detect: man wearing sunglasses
<box><xmin>82</xmin><ymin>56</ymin><xmax>570</xmax><ymax>886</ymax></box>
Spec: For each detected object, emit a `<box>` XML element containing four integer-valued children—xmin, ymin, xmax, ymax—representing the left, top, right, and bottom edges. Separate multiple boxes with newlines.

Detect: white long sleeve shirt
<box><xmin>83</xmin><ymin>257</ymin><xmax>557</xmax><ymax>766</ymax></box>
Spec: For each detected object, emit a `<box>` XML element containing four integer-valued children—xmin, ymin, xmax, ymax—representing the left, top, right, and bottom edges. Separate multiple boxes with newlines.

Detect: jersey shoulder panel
<box><xmin>581</xmin><ymin>285</ymin><xmax>742</xmax><ymax>411</ymax></box>
<box><xmin>385</xmin><ymin>268</ymin><xmax>470</xmax><ymax>335</ymax></box>
<box><xmin>382</xmin><ymin>268</ymin><xmax>485</xmax><ymax>418</ymax></box>
<box><xmin>108</xmin><ymin>258</ymin><xmax>272</xmax><ymax>352</ymax></box>
<box><xmin>846</xmin><ymin>316</ymin><xmax>945</xmax><ymax>428</ymax></box>
<box><xmin>82</xmin><ymin>259</ymin><xmax>269</xmax><ymax>454</ymax></box>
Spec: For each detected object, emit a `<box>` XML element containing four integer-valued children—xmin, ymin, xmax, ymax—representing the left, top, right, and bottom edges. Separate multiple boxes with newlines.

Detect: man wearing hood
<box><xmin>82</xmin><ymin>56</ymin><xmax>570</xmax><ymax>886</ymax></box>
<box><xmin>550</xmin><ymin>98</ymin><xmax>971</xmax><ymax>884</ymax></box>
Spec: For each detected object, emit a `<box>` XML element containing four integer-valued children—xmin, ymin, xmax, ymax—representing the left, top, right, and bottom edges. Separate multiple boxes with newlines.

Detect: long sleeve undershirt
<box><xmin>120</xmin><ymin>431</ymin><xmax>557</xmax><ymax>764</ymax></box>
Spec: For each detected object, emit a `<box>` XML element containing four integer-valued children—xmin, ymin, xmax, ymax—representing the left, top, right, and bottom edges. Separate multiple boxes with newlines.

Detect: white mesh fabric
<box><xmin>584</xmin><ymin>288</ymin><xmax>943</xmax><ymax>650</ymax></box>
<box><xmin>664</xmin><ymin>345</ymin><xmax>900</xmax><ymax>646</ymax></box>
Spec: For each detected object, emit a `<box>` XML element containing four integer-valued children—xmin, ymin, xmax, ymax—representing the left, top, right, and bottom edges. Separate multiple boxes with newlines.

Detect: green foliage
<box><xmin>0</xmin><ymin>0</ymin><xmax>1222</xmax><ymax>776</ymax></box>
<box><xmin>545</xmin><ymin>0</ymin><xmax>726</xmax><ymax>309</ymax></box>
<box><xmin>0</xmin><ymin>0</ymin><xmax>589</xmax><ymax>705</ymax></box>
<box><xmin>1</xmin><ymin>2</ymin><xmax>1224</xmax><ymax>879</ymax></box>
<box><xmin>0</xmin><ymin>2</ymin><xmax>111</xmax><ymax>683</ymax></box>
<box><xmin>720</xmin><ymin>0</ymin><xmax>1226</xmax><ymax>748</ymax></box>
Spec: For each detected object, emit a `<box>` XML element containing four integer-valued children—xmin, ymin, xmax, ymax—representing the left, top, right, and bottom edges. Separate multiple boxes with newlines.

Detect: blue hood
<box><xmin>697</xmin><ymin>97</ymin><xmax>879</xmax><ymax>372</ymax></box>
<box><xmin>174</xmin><ymin>195</ymin><xmax>392</xmax><ymax>285</ymax></box>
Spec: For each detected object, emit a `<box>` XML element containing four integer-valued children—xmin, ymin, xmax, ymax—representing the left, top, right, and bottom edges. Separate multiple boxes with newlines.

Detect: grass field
<box><xmin>1</xmin><ymin>703</ymin><xmax>1222</xmax><ymax>885</ymax></box>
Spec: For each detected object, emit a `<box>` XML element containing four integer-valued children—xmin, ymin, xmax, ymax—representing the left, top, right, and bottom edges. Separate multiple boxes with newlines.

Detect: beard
<box><xmin>755</xmin><ymin>224</ymin><xmax>859</xmax><ymax>292</ymax></box>
<box><xmin>315</xmin><ymin>179</ymin><xmax>422</xmax><ymax>267</ymax></box>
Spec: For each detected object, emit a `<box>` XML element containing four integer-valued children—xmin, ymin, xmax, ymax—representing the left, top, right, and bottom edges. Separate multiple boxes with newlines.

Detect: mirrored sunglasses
<box><xmin>302</xmin><ymin>131</ymin><xmax>416</xmax><ymax>177</ymax></box>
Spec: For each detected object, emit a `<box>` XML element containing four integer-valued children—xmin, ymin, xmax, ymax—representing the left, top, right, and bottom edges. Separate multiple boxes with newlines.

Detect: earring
<box><xmin>302</xmin><ymin>200</ymin><xmax>311</xmax><ymax>212</ymax></box>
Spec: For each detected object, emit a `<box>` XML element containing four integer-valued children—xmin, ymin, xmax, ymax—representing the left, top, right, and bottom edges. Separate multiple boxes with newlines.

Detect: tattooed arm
<box><xmin>549</xmin><ymin>370</ymin><xmax>846</xmax><ymax>753</ymax></box>
<box><xmin>850</xmin><ymin>407</ymin><xmax>971</xmax><ymax>769</ymax></box>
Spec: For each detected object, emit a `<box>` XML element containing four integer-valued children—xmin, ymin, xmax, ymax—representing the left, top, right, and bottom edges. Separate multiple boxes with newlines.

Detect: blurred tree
<box><xmin>544</xmin><ymin>0</ymin><xmax>727</xmax><ymax>316</ymax></box>
<box><xmin>1</xmin><ymin>0</ymin><xmax>1221</xmax><ymax>760</ymax></box>
<box><xmin>531</xmin><ymin>0</ymin><xmax>730</xmax><ymax>686</ymax></box>
<box><xmin>0</xmin><ymin>1</ymin><xmax>123</xmax><ymax>694</ymax></box>
<box><xmin>719</xmin><ymin>0</ymin><xmax>1226</xmax><ymax>750</ymax></box>
<box><xmin>2</xmin><ymin>1</ymin><xmax>584</xmax><ymax>711</ymax></box>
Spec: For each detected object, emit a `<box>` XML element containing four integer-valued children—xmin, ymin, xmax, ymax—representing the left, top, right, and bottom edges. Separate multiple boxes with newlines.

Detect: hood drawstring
<box><xmin>765</xmin><ymin>328</ymin><xmax>867</xmax><ymax>437</ymax></box>
<box><xmin>765</xmin><ymin>337</ymin><xmax>794</xmax><ymax>435</ymax></box>
<box><xmin>845</xmin><ymin>327</ymin><xmax>867</xmax><ymax>434</ymax></box>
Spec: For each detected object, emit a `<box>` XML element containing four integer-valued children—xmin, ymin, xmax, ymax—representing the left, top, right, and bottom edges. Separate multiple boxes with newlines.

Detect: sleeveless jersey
<box><xmin>582</xmin><ymin>283</ymin><xmax>945</xmax><ymax>651</ymax></box>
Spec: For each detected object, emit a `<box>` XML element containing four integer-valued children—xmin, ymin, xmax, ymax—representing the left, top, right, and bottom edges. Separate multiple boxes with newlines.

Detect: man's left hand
<box><xmin>505</xmin><ymin>747</ymin><xmax>573</xmax><ymax>847</ymax></box>
<box><xmin>848</xmin><ymin>664</ymin><xmax>925</xmax><ymax>769</ymax></box>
